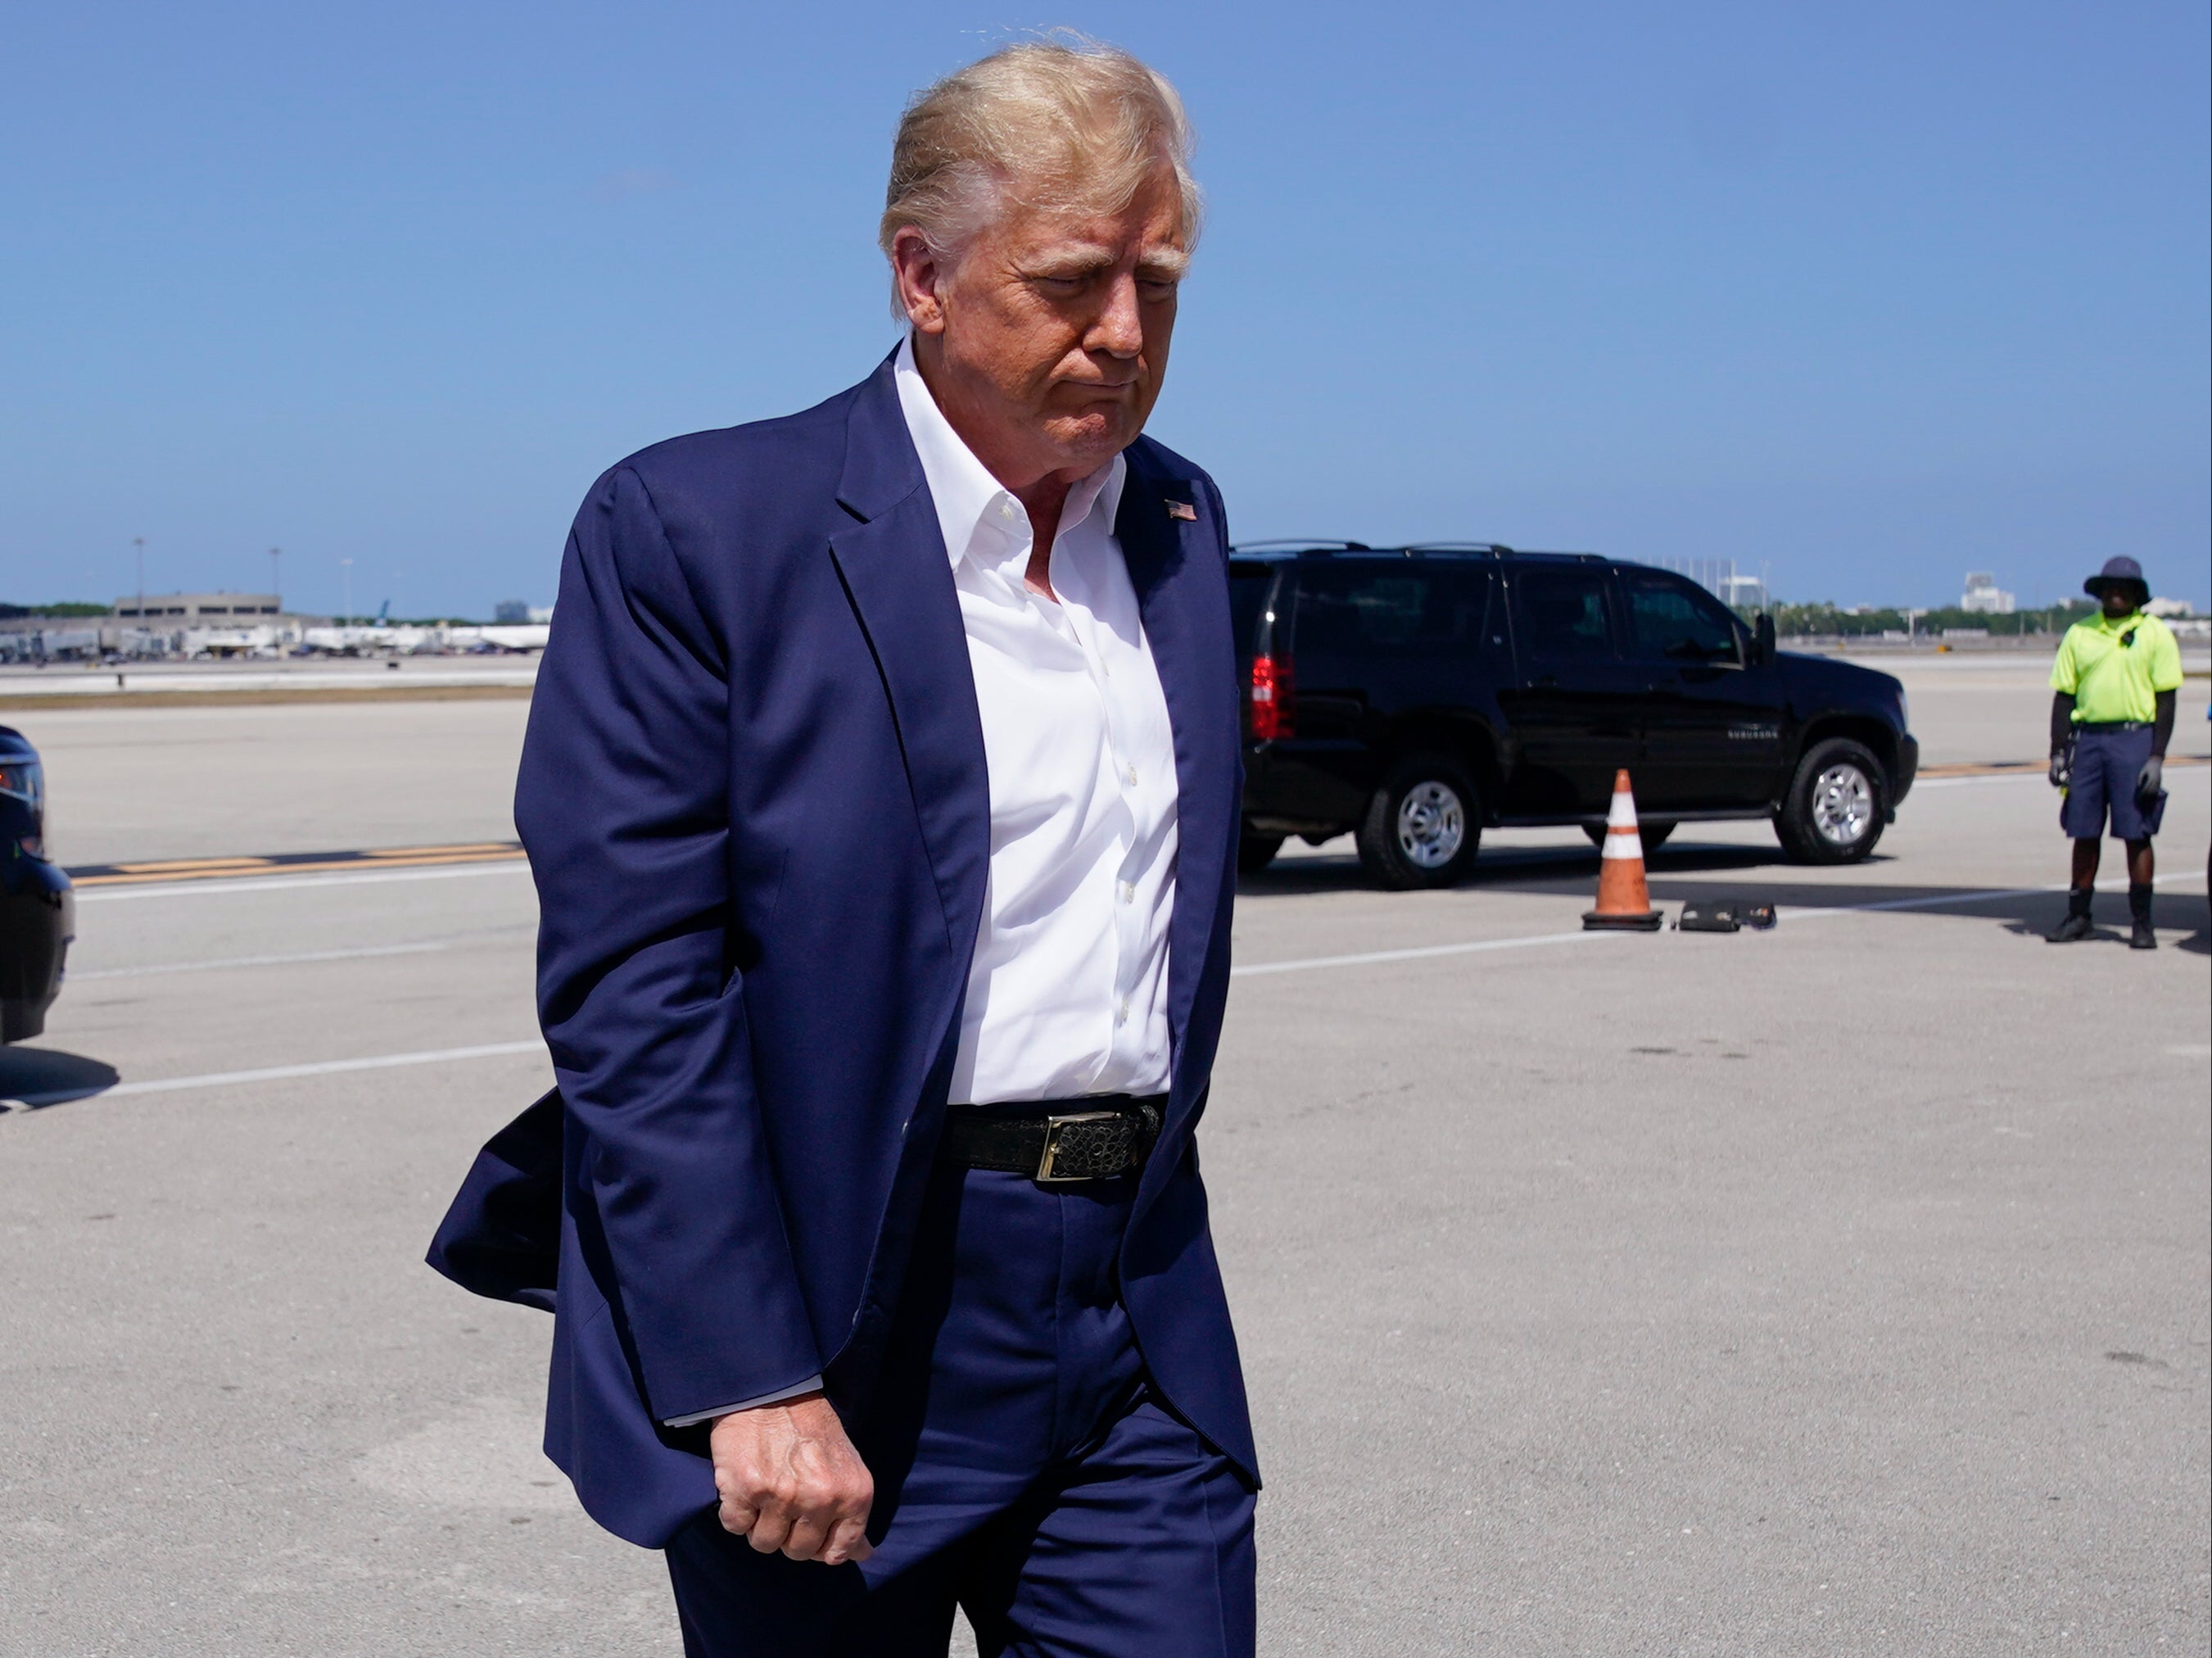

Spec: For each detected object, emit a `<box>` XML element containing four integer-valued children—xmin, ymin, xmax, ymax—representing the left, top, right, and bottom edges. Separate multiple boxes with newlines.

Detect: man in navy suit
<box><xmin>434</xmin><ymin>39</ymin><xmax>1256</xmax><ymax>1656</ymax></box>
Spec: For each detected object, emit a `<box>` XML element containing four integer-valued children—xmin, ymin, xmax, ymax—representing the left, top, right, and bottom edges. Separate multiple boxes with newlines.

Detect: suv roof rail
<box><xmin>1228</xmin><ymin>539</ymin><xmax>1372</xmax><ymax>554</ymax></box>
<box><xmin>1402</xmin><ymin>541</ymin><xmax>1515</xmax><ymax>555</ymax></box>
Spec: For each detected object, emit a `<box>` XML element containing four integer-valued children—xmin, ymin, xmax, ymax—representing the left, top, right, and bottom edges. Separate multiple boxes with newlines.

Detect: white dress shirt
<box><xmin>662</xmin><ymin>347</ymin><xmax>1183</xmax><ymax>1426</ymax></box>
<box><xmin>894</xmin><ymin>335</ymin><xmax>1180</xmax><ymax>1106</ymax></box>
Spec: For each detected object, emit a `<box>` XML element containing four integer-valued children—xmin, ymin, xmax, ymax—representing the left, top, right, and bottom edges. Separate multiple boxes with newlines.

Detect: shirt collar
<box><xmin>893</xmin><ymin>333</ymin><xmax>1125</xmax><ymax>573</ymax></box>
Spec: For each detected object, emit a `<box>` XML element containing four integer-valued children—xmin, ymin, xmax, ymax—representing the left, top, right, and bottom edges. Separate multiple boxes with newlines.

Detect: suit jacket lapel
<box><xmin>827</xmin><ymin>361</ymin><xmax>991</xmax><ymax>954</ymax></box>
<box><xmin>826</xmin><ymin>376</ymin><xmax>1236</xmax><ymax>1121</ymax></box>
<box><xmin>1117</xmin><ymin>455</ymin><xmax>1237</xmax><ymax>1109</ymax></box>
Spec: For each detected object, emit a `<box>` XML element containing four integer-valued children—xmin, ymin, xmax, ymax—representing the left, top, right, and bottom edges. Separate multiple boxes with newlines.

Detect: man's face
<box><xmin>2098</xmin><ymin>584</ymin><xmax>2137</xmax><ymax>619</ymax></box>
<box><xmin>898</xmin><ymin>165</ymin><xmax>1187</xmax><ymax>489</ymax></box>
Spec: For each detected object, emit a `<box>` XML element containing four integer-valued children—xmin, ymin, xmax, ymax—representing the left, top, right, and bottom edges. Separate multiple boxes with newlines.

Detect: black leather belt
<box><xmin>941</xmin><ymin>1096</ymin><xmax>1164</xmax><ymax>1183</ymax></box>
<box><xmin>2077</xmin><ymin>720</ymin><xmax>2151</xmax><ymax>732</ymax></box>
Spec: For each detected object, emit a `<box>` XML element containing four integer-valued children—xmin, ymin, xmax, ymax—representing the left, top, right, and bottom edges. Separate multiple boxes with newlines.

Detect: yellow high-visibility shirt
<box><xmin>2050</xmin><ymin>610</ymin><xmax>2184</xmax><ymax>724</ymax></box>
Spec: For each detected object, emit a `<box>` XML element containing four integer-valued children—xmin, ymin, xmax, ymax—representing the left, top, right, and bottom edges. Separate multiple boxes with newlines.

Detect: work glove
<box><xmin>2047</xmin><ymin>747</ymin><xmax>2071</xmax><ymax>789</ymax></box>
<box><xmin>2135</xmin><ymin>754</ymin><xmax>2163</xmax><ymax>805</ymax></box>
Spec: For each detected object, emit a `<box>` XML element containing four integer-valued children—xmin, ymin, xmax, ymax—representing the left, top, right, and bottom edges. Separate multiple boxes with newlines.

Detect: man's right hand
<box><xmin>2134</xmin><ymin>753</ymin><xmax>2164</xmax><ymax>805</ymax></box>
<box><xmin>2048</xmin><ymin>748</ymin><xmax>2071</xmax><ymax>789</ymax></box>
<box><xmin>709</xmin><ymin>1393</ymin><xmax>875</xmax><ymax>1565</ymax></box>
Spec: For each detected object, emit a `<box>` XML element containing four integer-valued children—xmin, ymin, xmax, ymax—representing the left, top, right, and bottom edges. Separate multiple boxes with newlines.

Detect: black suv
<box><xmin>1232</xmin><ymin>544</ymin><xmax>1918</xmax><ymax>888</ymax></box>
<box><xmin>0</xmin><ymin>725</ymin><xmax>71</xmax><ymax>1040</ymax></box>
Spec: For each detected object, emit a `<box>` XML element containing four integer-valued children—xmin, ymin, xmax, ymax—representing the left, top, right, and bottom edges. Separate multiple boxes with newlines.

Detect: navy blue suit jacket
<box><xmin>429</xmin><ymin>355</ymin><xmax>1255</xmax><ymax>1547</ymax></box>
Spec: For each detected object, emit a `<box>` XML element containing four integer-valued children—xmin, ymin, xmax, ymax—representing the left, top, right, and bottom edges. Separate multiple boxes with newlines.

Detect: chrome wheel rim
<box><xmin>1811</xmin><ymin>763</ymin><xmax>1872</xmax><ymax>845</ymax></box>
<box><xmin>1396</xmin><ymin>781</ymin><xmax>1466</xmax><ymax>868</ymax></box>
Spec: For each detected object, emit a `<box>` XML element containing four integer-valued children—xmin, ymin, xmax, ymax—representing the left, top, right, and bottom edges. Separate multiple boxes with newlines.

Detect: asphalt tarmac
<box><xmin>2</xmin><ymin>658</ymin><xmax>2207</xmax><ymax>1656</ymax></box>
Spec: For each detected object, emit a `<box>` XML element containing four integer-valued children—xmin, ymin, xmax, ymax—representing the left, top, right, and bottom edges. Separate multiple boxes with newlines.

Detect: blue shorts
<box><xmin>2061</xmin><ymin>726</ymin><xmax>2166</xmax><ymax>840</ymax></box>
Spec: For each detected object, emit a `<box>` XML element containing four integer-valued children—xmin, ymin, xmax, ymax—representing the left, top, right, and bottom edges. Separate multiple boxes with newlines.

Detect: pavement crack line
<box><xmin>1233</xmin><ymin>930</ymin><xmax>1611</xmax><ymax>976</ymax></box>
<box><xmin>25</xmin><ymin>880</ymin><xmax>2201</xmax><ymax>1103</ymax></box>
<box><xmin>1</xmin><ymin>1040</ymin><xmax>549</xmax><ymax>1111</ymax></box>
<box><xmin>100</xmin><ymin>1041</ymin><xmax>547</xmax><ymax>1099</ymax></box>
<box><xmin>71</xmin><ymin>943</ymin><xmax>450</xmax><ymax>980</ymax></box>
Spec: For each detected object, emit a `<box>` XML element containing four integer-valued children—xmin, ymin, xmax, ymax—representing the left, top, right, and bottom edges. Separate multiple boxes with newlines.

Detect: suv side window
<box><xmin>1228</xmin><ymin>560</ymin><xmax>1277</xmax><ymax>657</ymax></box>
<box><xmin>1510</xmin><ymin>566</ymin><xmax>1615</xmax><ymax>658</ymax></box>
<box><xmin>1623</xmin><ymin>570</ymin><xmax>1742</xmax><ymax>664</ymax></box>
<box><xmin>1294</xmin><ymin>563</ymin><xmax>1492</xmax><ymax>656</ymax></box>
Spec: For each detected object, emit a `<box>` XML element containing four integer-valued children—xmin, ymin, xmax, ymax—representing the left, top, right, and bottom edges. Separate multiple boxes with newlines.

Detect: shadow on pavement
<box><xmin>1244</xmin><ymin>840</ymin><xmax>1834</xmax><ymax>899</ymax></box>
<box><xmin>1999</xmin><ymin>913</ymin><xmax>2212</xmax><ymax>949</ymax></box>
<box><xmin>1241</xmin><ymin>844</ymin><xmax>2212</xmax><ymax>937</ymax></box>
<box><xmin>0</xmin><ymin>1047</ymin><xmax>120</xmax><ymax>1112</ymax></box>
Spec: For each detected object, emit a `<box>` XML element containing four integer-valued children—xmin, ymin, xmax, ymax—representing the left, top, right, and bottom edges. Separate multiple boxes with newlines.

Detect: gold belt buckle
<box><xmin>1034</xmin><ymin>1111</ymin><xmax>1124</xmax><ymax>1183</ymax></box>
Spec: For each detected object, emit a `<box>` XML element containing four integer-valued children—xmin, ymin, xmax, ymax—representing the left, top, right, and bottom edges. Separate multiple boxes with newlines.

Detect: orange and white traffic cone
<box><xmin>1582</xmin><ymin>769</ymin><xmax>1664</xmax><ymax>931</ymax></box>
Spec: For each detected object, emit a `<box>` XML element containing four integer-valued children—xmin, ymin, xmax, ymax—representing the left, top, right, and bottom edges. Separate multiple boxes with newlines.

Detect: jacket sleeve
<box><xmin>517</xmin><ymin>464</ymin><xmax>821</xmax><ymax>1423</ymax></box>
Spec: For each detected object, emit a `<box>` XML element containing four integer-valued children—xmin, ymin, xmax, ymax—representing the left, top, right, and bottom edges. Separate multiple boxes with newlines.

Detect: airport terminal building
<box><xmin>0</xmin><ymin>592</ymin><xmax>314</xmax><ymax>660</ymax></box>
<box><xmin>111</xmin><ymin>591</ymin><xmax>285</xmax><ymax>622</ymax></box>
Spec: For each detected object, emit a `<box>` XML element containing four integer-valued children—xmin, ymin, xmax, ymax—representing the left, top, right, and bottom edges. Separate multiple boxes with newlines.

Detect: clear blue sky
<box><xmin>5</xmin><ymin>2</ymin><xmax>2205</xmax><ymax>618</ymax></box>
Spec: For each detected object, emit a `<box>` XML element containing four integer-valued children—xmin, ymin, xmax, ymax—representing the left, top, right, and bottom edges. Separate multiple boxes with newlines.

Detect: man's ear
<box><xmin>890</xmin><ymin>227</ymin><xmax>947</xmax><ymax>335</ymax></box>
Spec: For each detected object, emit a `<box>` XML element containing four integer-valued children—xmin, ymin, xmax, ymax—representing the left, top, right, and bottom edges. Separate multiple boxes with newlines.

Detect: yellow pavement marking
<box><xmin>111</xmin><ymin>855</ymin><xmax>278</xmax><ymax>873</ymax></box>
<box><xmin>1919</xmin><ymin>753</ymin><xmax>2208</xmax><ymax>779</ymax></box>
<box><xmin>361</xmin><ymin>842</ymin><xmax>518</xmax><ymax>858</ymax></box>
<box><xmin>72</xmin><ymin>845</ymin><xmax>526</xmax><ymax>887</ymax></box>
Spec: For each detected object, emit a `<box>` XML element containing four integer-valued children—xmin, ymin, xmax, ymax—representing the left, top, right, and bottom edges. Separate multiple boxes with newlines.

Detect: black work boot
<box><xmin>2046</xmin><ymin>887</ymin><xmax>2095</xmax><ymax>943</ymax></box>
<box><xmin>2128</xmin><ymin>883</ymin><xmax>2156</xmax><ymax>950</ymax></box>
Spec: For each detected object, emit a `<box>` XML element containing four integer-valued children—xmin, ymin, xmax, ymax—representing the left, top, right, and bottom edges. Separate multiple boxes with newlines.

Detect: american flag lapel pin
<box><xmin>1165</xmin><ymin>499</ymin><xmax>1198</xmax><ymax>522</ymax></box>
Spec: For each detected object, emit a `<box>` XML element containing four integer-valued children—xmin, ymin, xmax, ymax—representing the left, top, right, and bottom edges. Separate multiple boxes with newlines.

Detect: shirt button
<box><xmin>1119</xmin><ymin>880</ymin><xmax>1135</xmax><ymax>904</ymax></box>
<box><xmin>1124</xmin><ymin>763</ymin><xmax>1138</xmax><ymax>786</ymax></box>
<box><xmin>1116</xmin><ymin>998</ymin><xmax>1130</xmax><ymax>1026</ymax></box>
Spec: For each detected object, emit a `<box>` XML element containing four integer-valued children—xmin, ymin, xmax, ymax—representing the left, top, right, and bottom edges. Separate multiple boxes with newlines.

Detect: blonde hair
<box><xmin>880</xmin><ymin>37</ymin><xmax>1202</xmax><ymax>273</ymax></box>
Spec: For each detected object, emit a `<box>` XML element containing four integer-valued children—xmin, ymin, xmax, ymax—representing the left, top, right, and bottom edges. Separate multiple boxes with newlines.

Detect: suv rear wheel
<box><xmin>1775</xmin><ymin>737</ymin><xmax>1887</xmax><ymax>863</ymax></box>
<box><xmin>1237</xmin><ymin>831</ymin><xmax>1285</xmax><ymax>874</ymax></box>
<box><xmin>1356</xmin><ymin>756</ymin><xmax>1481</xmax><ymax>889</ymax></box>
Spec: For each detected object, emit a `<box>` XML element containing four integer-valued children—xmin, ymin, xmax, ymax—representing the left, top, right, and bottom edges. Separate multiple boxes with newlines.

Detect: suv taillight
<box><xmin>1248</xmin><ymin>654</ymin><xmax>1295</xmax><ymax>741</ymax></box>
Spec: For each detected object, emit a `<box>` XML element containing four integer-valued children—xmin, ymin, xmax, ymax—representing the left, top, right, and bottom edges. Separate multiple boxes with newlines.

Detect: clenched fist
<box><xmin>710</xmin><ymin>1393</ymin><xmax>875</xmax><ymax>1565</ymax></box>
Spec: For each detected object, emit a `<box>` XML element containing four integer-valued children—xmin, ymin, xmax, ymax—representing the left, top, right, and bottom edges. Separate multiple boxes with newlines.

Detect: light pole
<box><xmin>132</xmin><ymin>536</ymin><xmax>146</xmax><ymax>659</ymax></box>
<box><xmin>269</xmin><ymin>547</ymin><xmax>282</xmax><ymax>612</ymax></box>
<box><xmin>341</xmin><ymin>557</ymin><xmax>354</xmax><ymax>628</ymax></box>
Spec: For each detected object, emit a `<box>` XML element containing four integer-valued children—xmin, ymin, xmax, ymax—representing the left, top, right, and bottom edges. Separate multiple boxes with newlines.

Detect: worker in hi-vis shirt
<box><xmin>2046</xmin><ymin>556</ymin><xmax>2182</xmax><ymax>949</ymax></box>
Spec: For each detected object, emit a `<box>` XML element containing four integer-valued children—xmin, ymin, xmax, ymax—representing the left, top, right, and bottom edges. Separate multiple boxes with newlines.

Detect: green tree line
<box><xmin>1759</xmin><ymin>599</ymin><xmax>2097</xmax><ymax>638</ymax></box>
<box><xmin>0</xmin><ymin>601</ymin><xmax>111</xmax><ymax>619</ymax></box>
